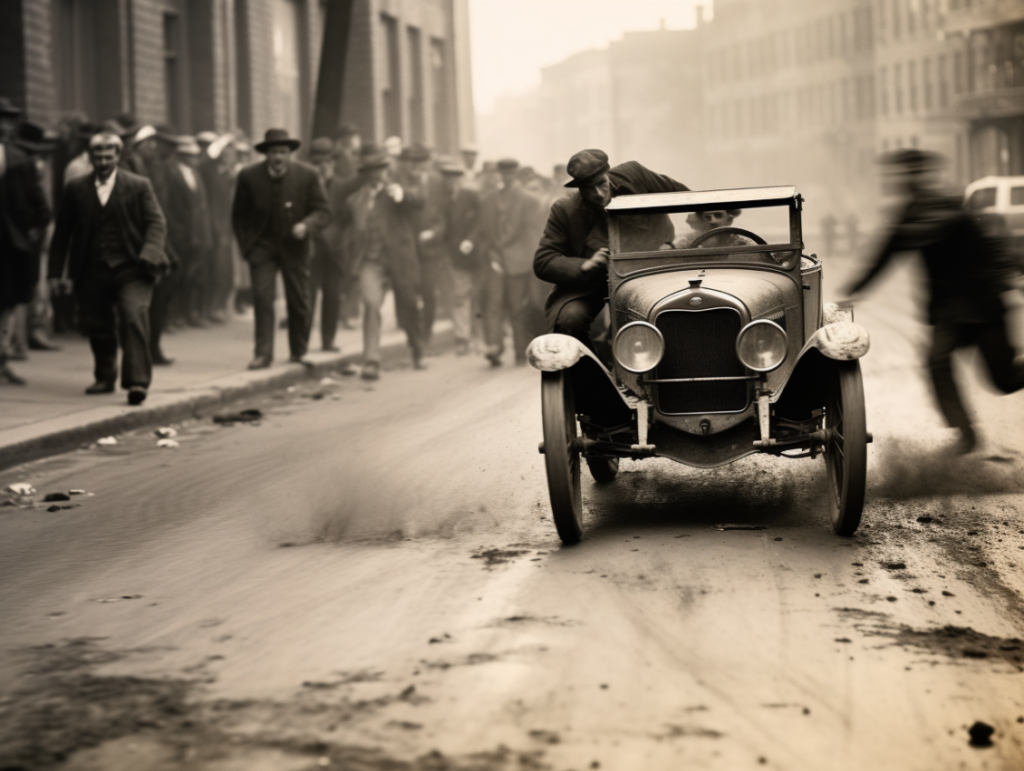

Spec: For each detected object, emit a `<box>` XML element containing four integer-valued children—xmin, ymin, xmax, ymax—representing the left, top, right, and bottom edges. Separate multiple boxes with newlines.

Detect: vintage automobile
<box><xmin>528</xmin><ymin>186</ymin><xmax>871</xmax><ymax>544</ymax></box>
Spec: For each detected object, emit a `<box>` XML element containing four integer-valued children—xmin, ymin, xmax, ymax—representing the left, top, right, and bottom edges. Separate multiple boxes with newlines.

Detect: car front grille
<box><xmin>654</xmin><ymin>309</ymin><xmax>749</xmax><ymax>414</ymax></box>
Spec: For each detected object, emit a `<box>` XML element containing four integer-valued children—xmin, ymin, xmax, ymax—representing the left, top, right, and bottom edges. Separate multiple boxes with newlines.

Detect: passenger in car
<box><xmin>673</xmin><ymin>209</ymin><xmax>756</xmax><ymax>249</ymax></box>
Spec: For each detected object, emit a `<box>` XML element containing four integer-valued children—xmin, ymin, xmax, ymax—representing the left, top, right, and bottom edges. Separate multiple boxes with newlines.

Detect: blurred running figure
<box><xmin>844</xmin><ymin>149</ymin><xmax>1024</xmax><ymax>454</ymax></box>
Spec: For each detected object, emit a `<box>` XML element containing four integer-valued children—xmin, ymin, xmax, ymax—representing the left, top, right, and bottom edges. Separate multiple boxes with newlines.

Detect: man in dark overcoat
<box><xmin>479</xmin><ymin>158</ymin><xmax>543</xmax><ymax>366</ymax></box>
<box><xmin>343</xmin><ymin>148</ymin><xmax>426</xmax><ymax>380</ymax></box>
<box><xmin>844</xmin><ymin>149</ymin><xmax>1024</xmax><ymax>454</ymax></box>
<box><xmin>533</xmin><ymin>148</ymin><xmax>689</xmax><ymax>349</ymax></box>
<box><xmin>308</xmin><ymin>137</ymin><xmax>345</xmax><ymax>351</ymax></box>
<box><xmin>48</xmin><ymin>131</ymin><xmax>168</xmax><ymax>404</ymax></box>
<box><xmin>0</xmin><ymin>99</ymin><xmax>52</xmax><ymax>385</ymax></box>
<box><xmin>438</xmin><ymin>160</ymin><xmax>480</xmax><ymax>356</ymax></box>
<box><xmin>231</xmin><ymin>129</ymin><xmax>329</xmax><ymax>369</ymax></box>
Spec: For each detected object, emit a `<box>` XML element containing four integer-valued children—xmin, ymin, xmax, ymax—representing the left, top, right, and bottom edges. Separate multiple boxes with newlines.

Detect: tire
<box><xmin>824</xmin><ymin>360</ymin><xmax>868</xmax><ymax>536</ymax></box>
<box><xmin>541</xmin><ymin>371</ymin><xmax>583</xmax><ymax>544</ymax></box>
<box><xmin>586</xmin><ymin>456</ymin><xmax>620</xmax><ymax>483</ymax></box>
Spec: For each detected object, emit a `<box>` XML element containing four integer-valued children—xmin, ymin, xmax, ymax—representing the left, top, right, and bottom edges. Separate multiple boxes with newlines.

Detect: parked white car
<box><xmin>965</xmin><ymin>175</ymin><xmax>1024</xmax><ymax>249</ymax></box>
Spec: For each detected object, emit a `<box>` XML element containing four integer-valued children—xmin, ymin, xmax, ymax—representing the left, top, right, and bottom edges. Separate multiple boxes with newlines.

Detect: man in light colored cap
<box><xmin>534</xmin><ymin>149</ymin><xmax>688</xmax><ymax>350</ymax></box>
<box><xmin>232</xmin><ymin>128</ymin><xmax>329</xmax><ymax>368</ymax></box>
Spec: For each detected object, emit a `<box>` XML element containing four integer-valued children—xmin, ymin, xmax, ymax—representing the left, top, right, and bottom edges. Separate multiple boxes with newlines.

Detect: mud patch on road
<box><xmin>834</xmin><ymin>608</ymin><xmax>1024</xmax><ymax>670</ymax></box>
<box><xmin>471</xmin><ymin>548</ymin><xmax>529</xmax><ymax>568</ymax></box>
<box><xmin>655</xmin><ymin>723</ymin><xmax>724</xmax><ymax>740</ymax></box>
<box><xmin>0</xmin><ymin>639</ymin><xmax>550</xmax><ymax>770</ymax></box>
<box><xmin>869</xmin><ymin>438</ymin><xmax>1023</xmax><ymax>500</ymax></box>
<box><xmin>490</xmin><ymin>614</ymin><xmax>577</xmax><ymax>628</ymax></box>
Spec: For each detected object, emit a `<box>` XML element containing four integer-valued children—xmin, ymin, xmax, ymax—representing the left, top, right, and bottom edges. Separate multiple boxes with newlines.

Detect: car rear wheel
<box><xmin>541</xmin><ymin>371</ymin><xmax>583</xmax><ymax>544</ymax></box>
<box><xmin>824</xmin><ymin>360</ymin><xmax>867</xmax><ymax>536</ymax></box>
<box><xmin>586</xmin><ymin>456</ymin><xmax>620</xmax><ymax>483</ymax></box>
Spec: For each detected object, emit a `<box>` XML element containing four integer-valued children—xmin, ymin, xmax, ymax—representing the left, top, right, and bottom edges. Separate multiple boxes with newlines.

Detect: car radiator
<box><xmin>654</xmin><ymin>309</ymin><xmax>749</xmax><ymax>414</ymax></box>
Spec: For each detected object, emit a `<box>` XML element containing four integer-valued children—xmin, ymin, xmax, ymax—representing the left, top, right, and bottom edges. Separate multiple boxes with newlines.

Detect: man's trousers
<box><xmin>311</xmin><ymin>240</ymin><xmax>344</xmax><ymax>350</ymax></box>
<box><xmin>77</xmin><ymin>261</ymin><xmax>155</xmax><ymax>388</ymax></box>
<box><xmin>482</xmin><ymin>270</ymin><xmax>532</xmax><ymax>363</ymax></box>
<box><xmin>248</xmin><ymin>246</ymin><xmax>312</xmax><ymax>360</ymax></box>
<box><xmin>450</xmin><ymin>266</ymin><xmax>476</xmax><ymax>345</ymax></box>
<box><xmin>359</xmin><ymin>260</ymin><xmax>424</xmax><ymax>363</ymax></box>
<box><xmin>928</xmin><ymin>318</ymin><xmax>1024</xmax><ymax>431</ymax></box>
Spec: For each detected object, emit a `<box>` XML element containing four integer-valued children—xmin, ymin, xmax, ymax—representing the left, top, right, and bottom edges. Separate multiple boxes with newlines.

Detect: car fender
<box><xmin>798</xmin><ymin>319</ymin><xmax>870</xmax><ymax>361</ymax></box>
<box><xmin>527</xmin><ymin>334</ymin><xmax>635</xmax><ymax>426</ymax></box>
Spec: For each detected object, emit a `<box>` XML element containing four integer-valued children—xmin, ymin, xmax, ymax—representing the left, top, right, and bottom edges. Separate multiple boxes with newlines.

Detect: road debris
<box><xmin>968</xmin><ymin>721</ymin><xmax>994</xmax><ymax>747</ymax></box>
<box><xmin>43</xmin><ymin>492</ymin><xmax>71</xmax><ymax>502</ymax></box>
<box><xmin>156</xmin><ymin>439</ymin><xmax>180</xmax><ymax>449</ymax></box>
<box><xmin>69</xmin><ymin>489</ymin><xmax>87</xmax><ymax>495</ymax></box>
<box><xmin>92</xmin><ymin>595</ymin><xmax>143</xmax><ymax>603</ymax></box>
<box><xmin>7</xmin><ymin>483</ymin><xmax>36</xmax><ymax>495</ymax></box>
<box><xmin>155</xmin><ymin>427</ymin><xmax>178</xmax><ymax>438</ymax></box>
<box><xmin>212</xmin><ymin>409</ymin><xmax>263</xmax><ymax>424</ymax></box>
<box><xmin>96</xmin><ymin>436</ymin><xmax>118</xmax><ymax>446</ymax></box>
<box><xmin>714</xmin><ymin>524</ymin><xmax>767</xmax><ymax>531</ymax></box>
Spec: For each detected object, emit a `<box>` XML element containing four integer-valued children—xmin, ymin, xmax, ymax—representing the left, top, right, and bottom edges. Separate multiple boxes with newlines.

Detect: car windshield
<box><xmin>611</xmin><ymin>202</ymin><xmax>797</xmax><ymax>265</ymax></box>
<box><xmin>967</xmin><ymin>187</ymin><xmax>997</xmax><ymax>210</ymax></box>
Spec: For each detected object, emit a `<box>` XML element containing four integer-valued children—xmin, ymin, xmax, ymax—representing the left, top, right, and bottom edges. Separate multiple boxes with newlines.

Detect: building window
<box><xmin>272</xmin><ymin>0</ymin><xmax>303</xmax><ymax>139</ymax></box>
<box><xmin>937</xmin><ymin>53</ymin><xmax>948</xmax><ymax>107</ymax></box>
<box><xmin>430</xmin><ymin>38</ymin><xmax>451</xmax><ymax>151</ymax></box>
<box><xmin>234</xmin><ymin>0</ymin><xmax>252</xmax><ymax>135</ymax></box>
<box><xmin>879</xmin><ymin>66</ymin><xmax>889</xmax><ymax>115</ymax></box>
<box><xmin>894</xmin><ymin>62</ymin><xmax>903</xmax><ymax>112</ymax></box>
<box><xmin>908</xmin><ymin>60</ymin><xmax>917</xmax><ymax>111</ymax></box>
<box><xmin>407</xmin><ymin>26</ymin><xmax>425</xmax><ymax>143</ymax></box>
<box><xmin>891</xmin><ymin>0</ymin><xmax>901</xmax><ymax>40</ymax></box>
<box><xmin>164</xmin><ymin>13</ymin><xmax>183</xmax><ymax>129</ymax></box>
<box><xmin>381</xmin><ymin>13</ymin><xmax>401</xmax><ymax>139</ymax></box>
<box><xmin>923</xmin><ymin>58</ymin><xmax>933</xmax><ymax>109</ymax></box>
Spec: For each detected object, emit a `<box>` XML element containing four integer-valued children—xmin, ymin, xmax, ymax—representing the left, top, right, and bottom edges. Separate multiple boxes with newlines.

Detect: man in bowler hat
<box><xmin>232</xmin><ymin>128</ymin><xmax>329</xmax><ymax>369</ymax></box>
<box><xmin>534</xmin><ymin>148</ymin><xmax>689</xmax><ymax>349</ymax></box>
<box><xmin>48</xmin><ymin>131</ymin><xmax>168</xmax><ymax>404</ymax></box>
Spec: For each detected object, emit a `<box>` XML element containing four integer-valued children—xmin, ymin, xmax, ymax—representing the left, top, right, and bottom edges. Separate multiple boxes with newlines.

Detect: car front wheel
<box><xmin>824</xmin><ymin>360</ymin><xmax>868</xmax><ymax>536</ymax></box>
<box><xmin>541</xmin><ymin>371</ymin><xmax>583</xmax><ymax>544</ymax></box>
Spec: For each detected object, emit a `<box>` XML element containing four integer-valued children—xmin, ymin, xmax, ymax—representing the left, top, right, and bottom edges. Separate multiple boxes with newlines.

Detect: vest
<box><xmin>89</xmin><ymin>198</ymin><xmax>131</xmax><ymax>268</ymax></box>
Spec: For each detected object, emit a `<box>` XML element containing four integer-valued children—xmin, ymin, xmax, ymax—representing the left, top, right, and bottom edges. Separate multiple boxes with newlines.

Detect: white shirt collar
<box><xmin>95</xmin><ymin>168</ymin><xmax>118</xmax><ymax>206</ymax></box>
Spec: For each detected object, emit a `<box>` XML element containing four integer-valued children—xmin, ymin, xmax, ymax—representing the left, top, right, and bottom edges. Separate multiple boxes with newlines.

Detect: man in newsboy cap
<box><xmin>533</xmin><ymin>149</ymin><xmax>689</xmax><ymax>350</ymax></box>
<box><xmin>232</xmin><ymin>128</ymin><xmax>330</xmax><ymax>369</ymax></box>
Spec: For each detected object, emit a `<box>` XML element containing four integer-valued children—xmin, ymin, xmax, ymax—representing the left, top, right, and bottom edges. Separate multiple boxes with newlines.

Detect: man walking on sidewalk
<box><xmin>1</xmin><ymin>98</ymin><xmax>53</xmax><ymax>386</ymax></box>
<box><xmin>48</xmin><ymin>131</ymin><xmax>168</xmax><ymax>405</ymax></box>
<box><xmin>231</xmin><ymin>129</ymin><xmax>329</xmax><ymax>369</ymax></box>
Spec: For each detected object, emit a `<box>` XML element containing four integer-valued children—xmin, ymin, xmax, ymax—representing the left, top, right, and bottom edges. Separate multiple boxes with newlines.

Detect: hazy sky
<box><xmin>468</xmin><ymin>0</ymin><xmax>711</xmax><ymax>115</ymax></box>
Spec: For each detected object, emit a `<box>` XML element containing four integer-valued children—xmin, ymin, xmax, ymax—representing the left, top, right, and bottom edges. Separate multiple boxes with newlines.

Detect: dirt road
<box><xmin>1</xmin><ymin>270</ymin><xmax>1023</xmax><ymax>770</ymax></box>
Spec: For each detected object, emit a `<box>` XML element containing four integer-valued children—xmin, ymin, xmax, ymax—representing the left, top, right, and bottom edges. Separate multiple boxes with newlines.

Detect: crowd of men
<box><xmin>0</xmin><ymin>94</ymin><xmax>570</xmax><ymax>401</ymax></box>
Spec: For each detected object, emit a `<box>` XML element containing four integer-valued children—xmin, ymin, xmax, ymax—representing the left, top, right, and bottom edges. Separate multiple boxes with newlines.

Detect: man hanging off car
<box><xmin>533</xmin><ymin>149</ymin><xmax>689</xmax><ymax>350</ymax></box>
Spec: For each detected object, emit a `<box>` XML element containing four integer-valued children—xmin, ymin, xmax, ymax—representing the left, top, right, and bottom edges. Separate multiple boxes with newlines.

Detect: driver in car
<box><xmin>534</xmin><ymin>148</ymin><xmax>689</xmax><ymax>350</ymax></box>
<box><xmin>674</xmin><ymin>209</ymin><xmax>756</xmax><ymax>249</ymax></box>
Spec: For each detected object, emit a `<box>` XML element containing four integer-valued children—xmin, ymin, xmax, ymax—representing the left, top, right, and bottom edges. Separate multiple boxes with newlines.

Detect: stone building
<box><xmin>0</xmin><ymin>0</ymin><xmax>474</xmax><ymax>152</ymax></box>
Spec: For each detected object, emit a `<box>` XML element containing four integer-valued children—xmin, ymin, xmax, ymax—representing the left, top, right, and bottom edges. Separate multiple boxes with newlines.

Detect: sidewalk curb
<box><xmin>1</xmin><ymin>327</ymin><xmax>451</xmax><ymax>473</ymax></box>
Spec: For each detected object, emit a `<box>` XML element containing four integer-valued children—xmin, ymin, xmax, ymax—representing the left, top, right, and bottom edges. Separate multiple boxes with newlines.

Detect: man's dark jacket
<box><xmin>443</xmin><ymin>187</ymin><xmax>481</xmax><ymax>272</ymax></box>
<box><xmin>1</xmin><ymin>143</ymin><xmax>52</xmax><ymax>309</ymax></box>
<box><xmin>847</xmin><ymin>190</ymin><xmax>1018</xmax><ymax>325</ymax></box>
<box><xmin>534</xmin><ymin>161</ymin><xmax>688</xmax><ymax>321</ymax></box>
<box><xmin>231</xmin><ymin>159</ymin><xmax>329</xmax><ymax>258</ymax></box>
<box><xmin>48</xmin><ymin>169</ymin><xmax>168</xmax><ymax>282</ymax></box>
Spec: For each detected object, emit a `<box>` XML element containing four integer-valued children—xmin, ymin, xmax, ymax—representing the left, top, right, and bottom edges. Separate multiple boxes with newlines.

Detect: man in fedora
<box><xmin>343</xmin><ymin>146</ymin><xmax>426</xmax><ymax>379</ymax></box>
<box><xmin>534</xmin><ymin>149</ymin><xmax>689</xmax><ymax>350</ymax></box>
<box><xmin>231</xmin><ymin>128</ymin><xmax>329</xmax><ymax>369</ymax></box>
<box><xmin>1</xmin><ymin>99</ymin><xmax>53</xmax><ymax>385</ymax></box>
<box><xmin>48</xmin><ymin>131</ymin><xmax>168</xmax><ymax>404</ymax></box>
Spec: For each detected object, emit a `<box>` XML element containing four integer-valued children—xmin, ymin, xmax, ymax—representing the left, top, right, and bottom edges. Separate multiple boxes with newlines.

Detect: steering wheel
<box><xmin>688</xmin><ymin>226</ymin><xmax>767</xmax><ymax>248</ymax></box>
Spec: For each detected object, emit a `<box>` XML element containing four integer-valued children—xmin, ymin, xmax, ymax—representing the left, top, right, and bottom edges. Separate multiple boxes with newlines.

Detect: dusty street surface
<box><xmin>1</xmin><ymin>270</ymin><xmax>1023</xmax><ymax>771</ymax></box>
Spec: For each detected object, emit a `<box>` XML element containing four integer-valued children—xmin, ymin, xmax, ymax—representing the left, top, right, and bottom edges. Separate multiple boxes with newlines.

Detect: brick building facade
<box><xmin>1</xmin><ymin>0</ymin><xmax>474</xmax><ymax>152</ymax></box>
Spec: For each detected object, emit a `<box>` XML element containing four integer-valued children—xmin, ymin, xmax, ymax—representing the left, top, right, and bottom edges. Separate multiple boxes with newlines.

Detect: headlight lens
<box><xmin>613</xmin><ymin>322</ymin><xmax>665</xmax><ymax>373</ymax></box>
<box><xmin>736</xmin><ymin>319</ymin><xmax>788</xmax><ymax>372</ymax></box>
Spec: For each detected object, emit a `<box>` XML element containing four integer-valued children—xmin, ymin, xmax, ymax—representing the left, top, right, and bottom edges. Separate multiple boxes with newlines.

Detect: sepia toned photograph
<box><xmin>1</xmin><ymin>0</ymin><xmax>1023</xmax><ymax>768</ymax></box>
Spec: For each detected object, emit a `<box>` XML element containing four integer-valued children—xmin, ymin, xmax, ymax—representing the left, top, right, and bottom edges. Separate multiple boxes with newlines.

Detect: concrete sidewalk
<box><xmin>0</xmin><ymin>307</ymin><xmax>444</xmax><ymax>471</ymax></box>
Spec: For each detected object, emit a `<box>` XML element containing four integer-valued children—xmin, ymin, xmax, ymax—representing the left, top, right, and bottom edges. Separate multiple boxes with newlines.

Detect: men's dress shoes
<box><xmin>289</xmin><ymin>355</ymin><xmax>314</xmax><ymax>368</ymax></box>
<box><xmin>28</xmin><ymin>335</ymin><xmax>61</xmax><ymax>351</ymax></box>
<box><xmin>247</xmin><ymin>357</ymin><xmax>272</xmax><ymax>370</ymax></box>
<box><xmin>360</xmin><ymin>362</ymin><xmax>380</xmax><ymax>381</ymax></box>
<box><xmin>127</xmin><ymin>386</ymin><xmax>147</xmax><ymax>406</ymax></box>
<box><xmin>0</xmin><ymin>366</ymin><xmax>26</xmax><ymax>386</ymax></box>
<box><xmin>85</xmin><ymin>381</ymin><xmax>116</xmax><ymax>395</ymax></box>
<box><xmin>322</xmin><ymin>345</ymin><xmax>340</xmax><ymax>353</ymax></box>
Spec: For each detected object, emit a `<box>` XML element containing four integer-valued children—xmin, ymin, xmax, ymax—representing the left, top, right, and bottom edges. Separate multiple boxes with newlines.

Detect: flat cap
<box><xmin>564</xmin><ymin>148</ymin><xmax>610</xmax><ymax>188</ymax></box>
<box><xmin>400</xmin><ymin>142</ymin><xmax>432</xmax><ymax>162</ymax></box>
<box><xmin>496</xmin><ymin>157</ymin><xmax>519</xmax><ymax>172</ymax></box>
<box><xmin>309</xmin><ymin>136</ymin><xmax>335</xmax><ymax>157</ymax></box>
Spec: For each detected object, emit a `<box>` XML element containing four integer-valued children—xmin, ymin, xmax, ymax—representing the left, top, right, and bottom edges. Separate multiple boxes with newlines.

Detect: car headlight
<box><xmin>613</xmin><ymin>321</ymin><xmax>665</xmax><ymax>373</ymax></box>
<box><xmin>736</xmin><ymin>319</ymin><xmax>788</xmax><ymax>372</ymax></box>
